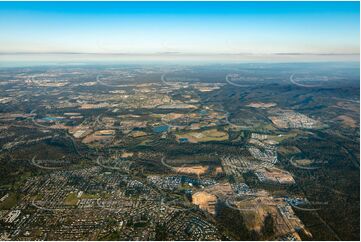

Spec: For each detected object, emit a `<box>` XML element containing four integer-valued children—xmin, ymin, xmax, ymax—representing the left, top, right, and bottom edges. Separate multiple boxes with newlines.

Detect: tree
<box><xmin>261</xmin><ymin>212</ymin><xmax>274</xmax><ymax>238</ymax></box>
<box><xmin>155</xmin><ymin>223</ymin><xmax>167</xmax><ymax>241</ymax></box>
<box><xmin>215</xmin><ymin>199</ymin><xmax>253</xmax><ymax>240</ymax></box>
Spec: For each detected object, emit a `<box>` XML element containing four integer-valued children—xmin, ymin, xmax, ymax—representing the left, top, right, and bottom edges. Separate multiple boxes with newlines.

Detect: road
<box><xmin>96</xmin><ymin>74</ymin><xmax>123</xmax><ymax>87</ymax></box>
<box><xmin>289</xmin><ymin>73</ymin><xmax>321</xmax><ymax>88</ymax></box>
<box><xmin>225</xmin><ymin>74</ymin><xmax>250</xmax><ymax>87</ymax></box>
<box><xmin>30</xmin><ymin>156</ymin><xmax>62</xmax><ymax>170</ymax></box>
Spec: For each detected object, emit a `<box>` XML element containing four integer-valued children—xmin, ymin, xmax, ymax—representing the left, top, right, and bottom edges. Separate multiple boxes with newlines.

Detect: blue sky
<box><xmin>0</xmin><ymin>1</ymin><xmax>359</xmax><ymax>62</ymax></box>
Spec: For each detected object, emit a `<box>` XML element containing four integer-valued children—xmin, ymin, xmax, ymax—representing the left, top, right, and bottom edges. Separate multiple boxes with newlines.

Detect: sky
<box><xmin>0</xmin><ymin>1</ymin><xmax>359</xmax><ymax>63</ymax></box>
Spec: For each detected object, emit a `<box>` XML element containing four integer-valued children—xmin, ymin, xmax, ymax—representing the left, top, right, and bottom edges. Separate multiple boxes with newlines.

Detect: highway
<box><xmin>225</xmin><ymin>74</ymin><xmax>250</xmax><ymax>87</ymax></box>
<box><xmin>30</xmin><ymin>156</ymin><xmax>62</xmax><ymax>170</ymax></box>
<box><xmin>289</xmin><ymin>73</ymin><xmax>321</xmax><ymax>88</ymax></box>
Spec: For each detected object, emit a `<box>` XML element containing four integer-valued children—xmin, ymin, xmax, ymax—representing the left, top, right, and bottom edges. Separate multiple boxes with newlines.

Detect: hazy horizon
<box><xmin>0</xmin><ymin>1</ymin><xmax>359</xmax><ymax>63</ymax></box>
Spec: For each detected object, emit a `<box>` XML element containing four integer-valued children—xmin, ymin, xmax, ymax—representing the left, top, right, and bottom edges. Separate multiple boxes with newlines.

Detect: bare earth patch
<box><xmin>120</xmin><ymin>152</ymin><xmax>134</xmax><ymax>158</ymax></box>
<box><xmin>176</xmin><ymin>129</ymin><xmax>228</xmax><ymax>143</ymax></box>
<box><xmin>294</xmin><ymin>159</ymin><xmax>312</xmax><ymax>166</ymax></box>
<box><xmin>256</xmin><ymin>167</ymin><xmax>295</xmax><ymax>184</ymax></box>
<box><xmin>214</xmin><ymin>166</ymin><xmax>224</xmax><ymax>175</ymax></box>
<box><xmin>278</xmin><ymin>146</ymin><xmax>301</xmax><ymax>155</ymax></box>
<box><xmin>205</xmin><ymin>182</ymin><xmax>234</xmax><ymax>198</ymax></box>
<box><xmin>82</xmin><ymin>130</ymin><xmax>115</xmax><ymax>144</ymax></box>
<box><xmin>238</xmin><ymin>196</ymin><xmax>309</xmax><ymax>240</ymax></box>
<box><xmin>192</xmin><ymin>191</ymin><xmax>217</xmax><ymax>215</ymax></box>
<box><xmin>336</xmin><ymin>115</ymin><xmax>357</xmax><ymax>128</ymax></box>
<box><xmin>175</xmin><ymin>165</ymin><xmax>208</xmax><ymax>176</ymax></box>
<box><xmin>247</xmin><ymin>102</ymin><xmax>277</xmax><ymax>108</ymax></box>
<box><xmin>130</xmin><ymin>131</ymin><xmax>147</xmax><ymax>138</ymax></box>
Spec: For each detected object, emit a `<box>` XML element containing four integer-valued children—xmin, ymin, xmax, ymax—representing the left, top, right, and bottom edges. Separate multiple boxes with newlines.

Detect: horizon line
<box><xmin>0</xmin><ymin>51</ymin><xmax>359</xmax><ymax>56</ymax></box>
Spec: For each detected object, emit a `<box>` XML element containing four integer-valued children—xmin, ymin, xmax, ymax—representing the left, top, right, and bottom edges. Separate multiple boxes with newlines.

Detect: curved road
<box><xmin>225</xmin><ymin>74</ymin><xmax>250</xmax><ymax>87</ymax></box>
<box><xmin>31</xmin><ymin>156</ymin><xmax>62</xmax><ymax>170</ymax></box>
<box><xmin>289</xmin><ymin>73</ymin><xmax>321</xmax><ymax>88</ymax></box>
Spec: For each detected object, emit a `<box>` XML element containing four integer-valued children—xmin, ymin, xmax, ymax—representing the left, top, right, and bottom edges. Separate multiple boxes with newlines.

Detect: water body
<box><xmin>179</xmin><ymin>138</ymin><xmax>189</xmax><ymax>143</ymax></box>
<box><xmin>153</xmin><ymin>125</ymin><xmax>169</xmax><ymax>133</ymax></box>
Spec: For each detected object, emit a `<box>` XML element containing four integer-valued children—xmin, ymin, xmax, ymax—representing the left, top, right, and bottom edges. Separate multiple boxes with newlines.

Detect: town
<box><xmin>0</xmin><ymin>63</ymin><xmax>359</xmax><ymax>240</ymax></box>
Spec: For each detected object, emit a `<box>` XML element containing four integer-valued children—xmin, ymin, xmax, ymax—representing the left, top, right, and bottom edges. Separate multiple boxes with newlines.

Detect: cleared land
<box><xmin>176</xmin><ymin>129</ymin><xmax>228</xmax><ymax>143</ymax></box>
<box><xmin>192</xmin><ymin>191</ymin><xmax>217</xmax><ymax>215</ymax></box>
<box><xmin>64</xmin><ymin>192</ymin><xmax>79</xmax><ymax>206</ymax></box>
<box><xmin>130</xmin><ymin>131</ymin><xmax>148</xmax><ymax>138</ymax></box>
<box><xmin>336</xmin><ymin>115</ymin><xmax>357</xmax><ymax>128</ymax></box>
<box><xmin>175</xmin><ymin>165</ymin><xmax>208</xmax><ymax>176</ymax></box>
<box><xmin>293</xmin><ymin>159</ymin><xmax>312</xmax><ymax>166</ymax></box>
<box><xmin>278</xmin><ymin>146</ymin><xmax>301</xmax><ymax>155</ymax></box>
<box><xmin>256</xmin><ymin>167</ymin><xmax>295</xmax><ymax>184</ymax></box>
<box><xmin>82</xmin><ymin>130</ymin><xmax>115</xmax><ymax>144</ymax></box>
<box><xmin>246</xmin><ymin>102</ymin><xmax>277</xmax><ymax>108</ymax></box>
